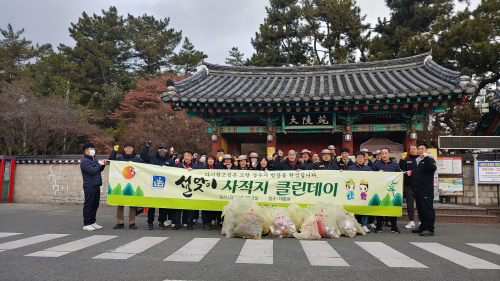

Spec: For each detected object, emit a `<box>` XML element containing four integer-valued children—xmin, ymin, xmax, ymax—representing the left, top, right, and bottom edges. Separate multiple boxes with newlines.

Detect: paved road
<box><xmin>0</xmin><ymin>203</ymin><xmax>499</xmax><ymax>281</ymax></box>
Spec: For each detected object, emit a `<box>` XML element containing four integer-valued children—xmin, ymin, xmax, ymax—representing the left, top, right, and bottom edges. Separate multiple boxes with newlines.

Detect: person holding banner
<box><xmin>110</xmin><ymin>142</ymin><xmax>141</xmax><ymax>230</ymax></box>
<box><xmin>300</xmin><ymin>149</ymin><xmax>315</xmax><ymax>170</ymax></box>
<box><xmin>399</xmin><ymin>144</ymin><xmax>419</xmax><ymax>229</ymax></box>
<box><xmin>361</xmin><ymin>148</ymin><xmax>373</xmax><ymax>168</ymax></box>
<box><xmin>273</xmin><ymin>150</ymin><xmax>305</xmax><ymax>171</ymax></box>
<box><xmin>201</xmin><ymin>155</ymin><xmax>217</xmax><ymax>230</ymax></box>
<box><xmin>140</xmin><ymin>141</ymin><xmax>175</xmax><ymax>230</ymax></box>
<box><xmin>372</xmin><ymin>148</ymin><xmax>402</xmax><ymax>234</ymax></box>
<box><xmin>249</xmin><ymin>152</ymin><xmax>259</xmax><ymax>170</ymax></box>
<box><xmin>411</xmin><ymin>142</ymin><xmax>437</xmax><ymax>236</ymax></box>
<box><xmin>348</xmin><ymin>151</ymin><xmax>372</xmax><ymax>233</ymax></box>
<box><xmin>173</xmin><ymin>150</ymin><xmax>199</xmax><ymax>230</ymax></box>
<box><xmin>328</xmin><ymin>145</ymin><xmax>337</xmax><ymax>158</ymax></box>
<box><xmin>237</xmin><ymin>155</ymin><xmax>249</xmax><ymax>170</ymax></box>
<box><xmin>336</xmin><ymin>148</ymin><xmax>354</xmax><ymax>170</ymax></box>
<box><xmin>80</xmin><ymin>143</ymin><xmax>106</xmax><ymax>231</ymax></box>
<box><xmin>257</xmin><ymin>157</ymin><xmax>272</xmax><ymax>171</ymax></box>
<box><xmin>314</xmin><ymin>149</ymin><xmax>340</xmax><ymax>170</ymax></box>
<box><xmin>219</xmin><ymin>154</ymin><xmax>237</xmax><ymax>170</ymax></box>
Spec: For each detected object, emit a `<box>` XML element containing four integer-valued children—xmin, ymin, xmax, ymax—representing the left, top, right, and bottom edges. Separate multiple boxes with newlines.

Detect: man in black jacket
<box><xmin>110</xmin><ymin>142</ymin><xmax>142</xmax><ymax>230</ymax></box>
<box><xmin>410</xmin><ymin>142</ymin><xmax>437</xmax><ymax>236</ymax></box>
<box><xmin>273</xmin><ymin>150</ymin><xmax>305</xmax><ymax>171</ymax></box>
<box><xmin>399</xmin><ymin>144</ymin><xmax>419</xmax><ymax>229</ymax></box>
<box><xmin>372</xmin><ymin>148</ymin><xmax>402</xmax><ymax>234</ymax></box>
<box><xmin>336</xmin><ymin>147</ymin><xmax>354</xmax><ymax>170</ymax></box>
<box><xmin>80</xmin><ymin>143</ymin><xmax>106</xmax><ymax>231</ymax></box>
<box><xmin>140</xmin><ymin>141</ymin><xmax>175</xmax><ymax>230</ymax></box>
<box><xmin>300</xmin><ymin>149</ymin><xmax>315</xmax><ymax>170</ymax></box>
<box><xmin>314</xmin><ymin>149</ymin><xmax>340</xmax><ymax>170</ymax></box>
<box><xmin>173</xmin><ymin>150</ymin><xmax>199</xmax><ymax>230</ymax></box>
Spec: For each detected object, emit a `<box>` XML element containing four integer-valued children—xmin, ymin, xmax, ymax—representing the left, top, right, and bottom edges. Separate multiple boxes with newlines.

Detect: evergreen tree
<box><xmin>127</xmin><ymin>14</ymin><xmax>182</xmax><ymax>75</ymax></box>
<box><xmin>225</xmin><ymin>47</ymin><xmax>245</xmax><ymax>66</ymax></box>
<box><xmin>170</xmin><ymin>37</ymin><xmax>207</xmax><ymax>75</ymax></box>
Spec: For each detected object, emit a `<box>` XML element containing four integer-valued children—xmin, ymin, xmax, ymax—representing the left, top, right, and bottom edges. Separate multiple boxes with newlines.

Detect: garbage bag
<box><xmin>222</xmin><ymin>197</ymin><xmax>264</xmax><ymax>239</ymax></box>
<box><xmin>268</xmin><ymin>207</ymin><xmax>296</xmax><ymax>238</ymax></box>
<box><xmin>290</xmin><ymin>204</ymin><xmax>320</xmax><ymax>240</ymax></box>
<box><xmin>308</xmin><ymin>202</ymin><xmax>340</xmax><ymax>239</ymax></box>
<box><xmin>335</xmin><ymin>207</ymin><xmax>358</xmax><ymax>238</ymax></box>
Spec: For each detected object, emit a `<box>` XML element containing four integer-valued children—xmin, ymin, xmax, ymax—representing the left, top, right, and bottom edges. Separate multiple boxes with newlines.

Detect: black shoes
<box><xmin>420</xmin><ymin>230</ymin><xmax>435</xmax><ymax>236</ymax></box>
<box><xmin>391</xmin><ymin>227</ymin><xmax>401</xmax><ymax>234</ymax></box>
<box><xmin>158</xmin><ymin>223</ymin><xmax>166</xmax><ymax>230</ymax></box>
<box><xmin>172</xmin><ymin>224</ymin><xmax>180</xmax><ymax>230</ymax></box>
<box><xmin>148</xmin><ymin>224</ymin><xmax>153</xmax><ymax>230</ymax></box>
<box><xmin>113</xmin><ymin>224</ymin><xmax>124</xmax><ymax>229</ymax></box>
<box><xmin>217</xmin><ymin>223</ymin><xmax>223</xmax><ymax>230</ymax></box>
<box><xmin>412</xmin><ymin>229</ymin><xmax>423</xmax><ymax>233</ymax></box>
<box><xmin>187</xmin><ymin>224</ymin><xmax>194</xmax><ymax>230</ymax></box>
<box><xmin>375</xmin><ymin>227</ymin><xmax>382</xmax><ymax>233</ymax></box>
<box><xmin>129</xmin><ymin>224</ymin><xmax>137</xmax><ymax>229</ymax></box>
<box><xmin>203</xmin><ymin>223</ymin><xmax>211</xmax><ymax>230</ymax></box>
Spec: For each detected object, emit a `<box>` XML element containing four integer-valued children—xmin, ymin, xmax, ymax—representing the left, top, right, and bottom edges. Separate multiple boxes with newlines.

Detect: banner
<box><xmin>107</xmin><ymin>161</ymin><xmax>404</xmax><ymax>216</ymax></box>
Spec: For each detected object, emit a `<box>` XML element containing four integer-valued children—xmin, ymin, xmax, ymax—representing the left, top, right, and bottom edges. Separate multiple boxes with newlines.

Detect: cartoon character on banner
<box><xmin>359</xmin><ymin>180</ymin><xmax>368</xmax><ymax>200</ymax></box>
<box><xmin>345</xmin><ymin>179</ymin><xmax>355</xmax><ymax>200</ymax></box>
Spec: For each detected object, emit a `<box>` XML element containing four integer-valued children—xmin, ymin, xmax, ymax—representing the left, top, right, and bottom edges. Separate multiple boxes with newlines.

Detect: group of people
<box><xmin>79</xmin><ymin>140</ymin><xmax>437</xmax><ymax>237</ymax></box>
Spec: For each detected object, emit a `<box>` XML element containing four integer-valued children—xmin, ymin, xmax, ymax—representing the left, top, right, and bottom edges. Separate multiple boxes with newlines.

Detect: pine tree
<box><xmin>225</xmin><ymin>47</ymin><xmax>245</xmax><ymax>66</ymax></box>
<box><xmin>170</xmin><ymin>37</ymin><xmax>207</xmax><ymax>75</ymax></box>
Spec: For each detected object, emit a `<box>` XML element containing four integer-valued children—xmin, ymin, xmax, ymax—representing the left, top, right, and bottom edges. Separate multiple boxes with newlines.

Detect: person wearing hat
<box><xmin>336</xmin><ymin>148</ymin><xmax>354</xmax><ymax>170</ymax></box>
<box><xmin>248</xmin><ymin>152</ymin><xmax>259</xmax><ymax>169</ymax></box>
<box><xmin>237</xmin><ymin>155</ymin><xmax>249</xmax><ymax>170</ymax></box>
<box><xmin>109</xmin><ymin>142</ymin><xmax>142</xmax><ymax>230</ymax></box>
<box><xmin>328</xmin><ymin>145</ymin><xmax>337</xmax><ymax>158</ymax></box>
<box><xmin>140</xmin><ymin>141</ymin><xmax>175</xmax><ymax>230</ymax></box>
<box><xmin>218</xmin><ymin>154</ymin><xmax>237</xmax><ymax>170</ymax></box>
<box><xmin>300</xmin><ymin>149</ymin><xmax>315</xmax><ymax>170</ymax></box>
<box><xmin>80</xmin><ymin>142</ymin><xmax>106</xmax><ymax>231</ymax></box>
<box><xmin>373</xmin><ymin>150</ymin><xmax>382</xmax><ymax>164</ymax></box>
<box><xmin>273</xmin><ymin>150</ymin><xmax>305</xmax><ymax>171</ymax></box>
<box><xmin>314</xmin><ymin>149</ymin><xmax>340</xmax><ymax>170</ymax></box>
<box><xmin>360</xmin><ymin>148</ymin><xmax>374</xmax><ymax>168</ymax></box>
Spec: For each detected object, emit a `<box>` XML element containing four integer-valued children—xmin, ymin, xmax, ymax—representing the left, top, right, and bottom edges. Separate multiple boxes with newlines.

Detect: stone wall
<box><xmin>447</xmin><ymin>164</ymin><xmax>499</xmax><ymax>205</ymax></box>
<box><xmin>13</xmin><ymin>164</ymin><xmax>109</xmax><ymax>204</ymax></box>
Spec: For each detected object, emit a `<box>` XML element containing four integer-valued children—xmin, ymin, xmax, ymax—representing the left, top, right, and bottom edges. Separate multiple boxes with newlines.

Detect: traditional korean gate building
<box><xmin>161</xmin><ymin>52</ymin><xmax>477</xmax><ymax>157</ymax></box>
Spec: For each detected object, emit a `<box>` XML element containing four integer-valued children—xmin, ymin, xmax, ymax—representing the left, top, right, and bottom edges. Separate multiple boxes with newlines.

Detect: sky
<box><xmin>0</xmin><ymin>0</ymin><xmax>481</xmax><ymax>65</ymax></box>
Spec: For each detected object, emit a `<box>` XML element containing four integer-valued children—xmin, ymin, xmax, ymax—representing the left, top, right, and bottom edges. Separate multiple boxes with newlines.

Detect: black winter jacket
<box><xmin>372</xmin><ymin>159</ymin><xmax>401</xmax><ymax>172</ymax></box>
<box><xmin>174</xmin><ymin>161</ymin><xmax>199</xmax><ymax>169</ymax></box>
<box><xmin>399</xmin><ymin>154</ymin><xmax>418</xmax><ymax>187</ymax></box>
<box><xmin>348</xmin><ymin>163</ymin><xmax>372</xmax><ymax>171</ymax></box>
<box><xmin>314</xmin><ymin>160</ymin><xmax>340</xmax><ymax>170</ymax></box>
<box><xmin>272</xmin><ymin>156</ymin><xmax>306</xmax><ymax>170</ymax></box>
<box><xmin>109</xmin><ymin>150</ymin><xmax>142</xmax><ymax>163</ymax></box>
<box><xmin>80</xmin><ymin>154</ymin><xmax>105</xmax><ymax>188</ymax></box>
<box><xmin>140</xmin><ymin>146</ymin><xmax>175</xmax><ymax>167</ymax></box>
<box><xmin>410</xmin><ymin>156</ymin><xmax>437</xmax><ymax>191</ymax></box>
<box><xmin>336</xmin><ymin>157</ymin><xmax>354</xmax><ymax>170</ymax></box>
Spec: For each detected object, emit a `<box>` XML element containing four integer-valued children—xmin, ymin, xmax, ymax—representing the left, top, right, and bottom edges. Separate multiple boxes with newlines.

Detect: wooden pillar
<box><xmin>405</xmin><ymin>133</ymin><xmax>417</xmax><ymax>152</ymax></box>
<box><xmin>211</xmin><ymin>136</ymin><xmax>221</xmax><ymax>156</ymax></box>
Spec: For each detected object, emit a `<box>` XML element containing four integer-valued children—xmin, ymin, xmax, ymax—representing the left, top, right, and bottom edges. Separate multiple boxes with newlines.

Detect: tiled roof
<box><xmin>161</xmin><ymin>52</ymin><xmax>477</xmax><ymax>103</ymax></box>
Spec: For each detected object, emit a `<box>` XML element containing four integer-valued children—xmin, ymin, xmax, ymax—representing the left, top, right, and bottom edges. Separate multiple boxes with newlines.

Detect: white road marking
<box><xmin>466</xmin><ymin>243</ymin><xmax>500</xmax><ymax>256</ymax></box>
<box><xmin>0</xmin><ymin>233</ymin><xmax>22</xmax><ymax>239</ymax></box>
<box><xmin>236</xmin><ymin>240</ymin><xmax>273</xmax><ymax>265</ymax></box>
<box><xmin>300</xmin><ymin>241</ymin><xmax>349</xmax><ymax>266</ymax></box>
<box><xmin>0</xmin><ymin>234</ymin><xmax>69</xmax><ymax>250</ymax></box>
<box><xmin>26</xmin><ymin>235</ymin><xmax>116</xmax><ymax>257</ymax></box>
<box><xmin>94</xmin><ymin>237</ymin><xmax>168</xmax><ymax>260</ymax></box>
<box><xmin>356</xmin><ymin>242</ymin><xmax>427</xmax><ymax>268</ymax></box>
<box><xmin>411</xmin><ymin>242</ymin><xmax>500</xmax><ymax>269</ymax></box>
<box><xmin>165</xmin><ymin>238</ymin><xmax>219</xmax><ymax>262</ymax></box>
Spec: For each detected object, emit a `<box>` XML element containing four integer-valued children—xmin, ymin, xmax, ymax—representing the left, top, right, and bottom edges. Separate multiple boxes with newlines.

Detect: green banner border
<box><xmin>108</xmin><ymin>195</ymin><xmax>402</xmax><ymax>217</ymax></box>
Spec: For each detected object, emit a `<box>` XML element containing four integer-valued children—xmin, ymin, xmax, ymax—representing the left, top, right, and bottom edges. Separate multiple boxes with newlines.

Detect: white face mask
<box><xmin>89</xmin><ymin>149</ymin><xmax>95</xmax><ymax>156</ymax></box>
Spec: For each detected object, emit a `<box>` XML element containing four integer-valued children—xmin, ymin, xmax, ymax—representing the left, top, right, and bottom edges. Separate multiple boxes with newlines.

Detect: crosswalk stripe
<box><xmin>94</xmin><ymin>237</ymin><xmax>168</xmax><ymax>260</ymax></box>
<box><xmin>411</xmin><ymin>242</ymin><xmax>500</xmax><ymax>269</ymax></box>
<box><xmin>164</xmin><ymin>238</ymin><xmax>219</xmax><ymax>262</ymax></box>
<box><xmin>0</xmin><ymin>233</ymin><xmax>23</xmax><ymax>239</ymax></box>
<box><xmin>466</xmin><ymin>243</ymin><xmax>500</xmax><ymax>255</ymax></box>
<box><xmin>236</xmin><ymin>240</ymin><xmax>273</xmax><ymax>265</ymax></box>
<box><xmin>356</xmin><ymin>242</ymin><xmax>427</xmax><ymax>268</ymax></box>
<box><xmin>26</xmin><ymin>235</ymin><xmax>117</xmax><ymax>257</ymax></box>
<box><xmin>300</xmin><ymin>241</ymin><xmax>349</xmax><ymax>266</ymax></box>
<box><xmin>0</xmin><ymin>234</ymin><xmax>69</xmax><ymax>250</ymax></box>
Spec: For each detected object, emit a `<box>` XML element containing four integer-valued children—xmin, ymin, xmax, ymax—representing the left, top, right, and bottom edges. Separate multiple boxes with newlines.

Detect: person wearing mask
<box><xmin>311</xmin><ymin>152</ymin><xmax>320</xmax><ymax>164</ymax></box>
<box><xmin>237</xmin><ymin>155</ymin><xmax>249</xmax><ymax>170</ymax></box>
<box><xmin>314</xmin><ymin>149</ymin><xmax>340</xmax><ymax>170</ymax></box>
<box><xmin>173</xmin><ymin>150</ymin><xmax>199</xmax><ymax>230</ymax></box>
<box><xmin>300</xmin><ymin>149</ymin><xmax>315</xmax><ymax>170</ymax></box>
<box><xmin>411</xmin><ymin>142</ymin><xmax>437</xmax><ymax>236</ymax></box>
<box><xmin>372</xmin><ymin>148</ymin><xmax>402</xmax><ymax>234</ymax></box>
<box><xmin>257</xmin><ymin>157</ymin><xmax>272</xmax><ymax>171</ymax></box>
<box><xmin>80</xmin><ymin>143</ymin><xmax>106</xmax><ymax>231</ymax></box>
<box><xmin>110</xmin><ymin>142</ymin><xmax>142</xmax><ymax>230</ymax></box>
<box><xmin>328</xmin><ymin>145</ymin><xmax>337</xmax><ymax>158</ymax></box>
<box><xmin>336</xmin><ymin>148</ymin><xmax>354</xmax><ymax>170</ymax></box>
<box><xmin>249</xmin><ymin>152</ymin><xmax>259</xmax><ymax>170</ymax></box>
<box><xmin>399</xmin><ymin>144</ymin><xmax>419</xmax><ymax>229</ymax></box>
<box><xmin>348</xmin><ymin>151</ymin><xmax>372</xmax><ymax>233</ymax></box>
<box><xmin>140</xmin><ymin>141</ymin><xmax>175</xmax><ymax>230</ymax></box>
<box><xmin>201</xmin><ymin>155</ymin><xmax>217</xmax><ymax>230</ymax></box>
<box><xmin>273</xmin><ymin>150</ymin><xmax>305</xmax><ymax>171</ymax></box>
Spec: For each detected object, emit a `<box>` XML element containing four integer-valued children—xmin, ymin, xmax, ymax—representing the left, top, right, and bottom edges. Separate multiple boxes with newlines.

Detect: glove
<box><xmin>194</xmin><ymin>153</ymin><xmax>198</xmax><ymax>158</ymax></box>
<box><xmin>219</xmin><ymin>157</ymin><xmax>223</xmax><ymax>162</ymax></box>
<box><xmin>170</xmin><ymin>147</ymin><xmax>174</xmax><ymax>153</ymax></box>
<box><xmin>98</xmin><ymin>159</ymin><xmax>106</xmax><ymax>165</ymax></box>
<box><xmin>175</xmin><ymin>159</ymin><xmax>180</xmax><ymax>164</ymax></box>
<box><xmin>113</xmin><ymin>145</ymin><xmax>119</xmax><ymax>151</ymax></box>
<box><xmin>402</xmin><ymin>152</ymin><xmax>407</xmax><ymax>158</ymax></box>
<box><xmin>146</xmin><ymin>141</ymin><xmax>152</xmax><ymax>147</ymax></box>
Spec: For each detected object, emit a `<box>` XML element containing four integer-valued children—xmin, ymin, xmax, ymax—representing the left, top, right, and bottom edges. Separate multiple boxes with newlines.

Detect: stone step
<box><xmin>401</xmin><ymin>213</ymin><xmax>498</xmax><ymax>224</ymax></box>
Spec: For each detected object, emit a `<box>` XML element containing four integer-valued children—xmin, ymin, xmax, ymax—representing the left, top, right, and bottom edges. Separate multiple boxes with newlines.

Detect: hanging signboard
<box><xmin>282</xmin><ymin>113</ymin><xmax>336</xmax><ymax>130</ymax></box>
<box><xmin>437</xmin><ymin>157</ymin><xmax>463</xmax><ymax>174</ymax></box>
<box><xmin>477</xmin><ymin>161</ymin><xmax>500</xmax><ymax>183</ymax></box>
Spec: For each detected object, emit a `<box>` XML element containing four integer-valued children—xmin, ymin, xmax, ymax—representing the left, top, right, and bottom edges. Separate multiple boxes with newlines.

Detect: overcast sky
<box><xmin>0</xmin><ymin>0</ymin><xmax>480</xmax><ymax>65</ymax></box>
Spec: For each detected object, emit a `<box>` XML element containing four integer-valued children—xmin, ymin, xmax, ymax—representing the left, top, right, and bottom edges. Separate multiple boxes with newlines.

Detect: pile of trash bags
<box><xmin>221</xmin><ymin>197</ymin><xmax>366</xmax><ymax>240</ymax></box>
